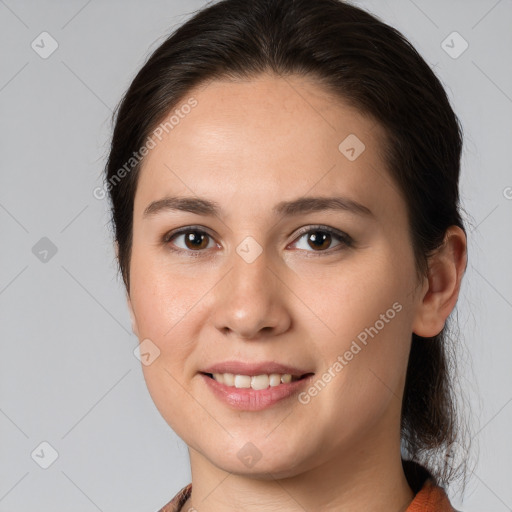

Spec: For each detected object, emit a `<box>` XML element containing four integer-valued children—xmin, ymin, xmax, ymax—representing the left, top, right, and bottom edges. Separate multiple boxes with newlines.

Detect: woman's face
<box><xmin>127</xmin><ymin>74</ymin><xmax>428</xmax><ymax>478</ymax></box>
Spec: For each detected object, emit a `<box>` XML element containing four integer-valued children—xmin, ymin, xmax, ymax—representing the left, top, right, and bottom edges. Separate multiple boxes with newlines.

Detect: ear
<box><xmin>115</xmin><ymin>240</ymin><xmax>139</xmax><ymax>337</ymax></box>
<box><xmin>412</xmin><ymin>225</ymin><xmax>467</xmax><ymax>337</ymax></box>
<box><xmin>126</xmin><ymin>293</ymin><xmax>139</xmax><ymax>338</ymax></box>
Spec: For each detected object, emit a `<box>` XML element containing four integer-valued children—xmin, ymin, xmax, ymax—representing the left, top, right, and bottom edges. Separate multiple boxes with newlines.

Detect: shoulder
<box><xmin>156</xmin><ymin>483</ymin><xmax>192</xmax><ymax>512</ymax></box>
<box><xmin>403</xmin><ymin>460</ymin><xmax>460</xmax><ymax>512</ymax></box>
<box><xmin>406</xmin><ymin>479</ymin><xmax>461</xmax><ymax>511</ymax></box>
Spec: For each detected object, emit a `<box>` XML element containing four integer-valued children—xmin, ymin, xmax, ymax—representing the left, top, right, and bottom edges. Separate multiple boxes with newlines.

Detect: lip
<box><xmin>200</xmin><ymin>360</ymin><xmax>312</xmax><ymax>378</ymax></box>
<box><xmin>200</xmin><ymin>372</ymin><xmax>314</xmax><ymax>411</ymax></box>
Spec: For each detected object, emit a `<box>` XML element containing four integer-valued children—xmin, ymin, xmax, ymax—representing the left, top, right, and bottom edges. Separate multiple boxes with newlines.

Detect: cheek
<box><xmin>129</xmin><ymin>249</ymin><xmax>203</xmax><ymax>413</ymax></box>
<box><xmin>129</xmin><ymin>245</ymin><xmax>202</xmax><ymax>341</ymax></box>
<box><xmin>297</xmin><ymin>248</ymin><xmax>414</xmax><ymax>407</ymax></box>
<box><xmin>132</xmin><ymin>277</ymin><xmax>205</xmax><ymax>441</ymax></box>
<box><xmin>299</xmin><ymin>248</ymin><xmax>410</xmax><ymax>348</ymax></box>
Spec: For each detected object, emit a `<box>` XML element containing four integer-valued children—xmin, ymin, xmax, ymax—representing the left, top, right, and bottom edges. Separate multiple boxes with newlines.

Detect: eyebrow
<box><xmin>143</xmin><ymin>195</ymin><xmax>374</xmax><ymax>219</ymax></box>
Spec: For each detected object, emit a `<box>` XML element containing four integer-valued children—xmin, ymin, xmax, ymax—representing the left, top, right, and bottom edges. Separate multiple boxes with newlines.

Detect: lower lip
<box><xmin>200</xmin><ymin>373</ymin><xmax>314</xmax><ymax>411</ymax></box>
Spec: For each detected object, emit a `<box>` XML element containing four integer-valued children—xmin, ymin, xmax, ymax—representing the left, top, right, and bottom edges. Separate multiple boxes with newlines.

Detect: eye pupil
<box><xmin>308</xmin><ymin>231</ymin><xmax>331</xmax><ymax>250</ymax></box>
<box><xmin>185</xmin><ymin>232</ymin><xmax>208</xmax><ymax>250</ymax></box>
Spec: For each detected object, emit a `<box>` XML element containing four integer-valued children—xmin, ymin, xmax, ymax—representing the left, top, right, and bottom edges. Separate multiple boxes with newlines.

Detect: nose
<box><xmin>210</xmin><ymin>245</ymin><xmax>292</xmax><ymax>340</ymax></box>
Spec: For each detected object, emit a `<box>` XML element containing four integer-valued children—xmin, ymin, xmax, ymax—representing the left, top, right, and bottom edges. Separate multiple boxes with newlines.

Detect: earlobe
<box><xmin>116</xmin><ymin>241</ymin><xmax>138</xmax><ymax>337</ymax></box>
<box><xmin>412</xmin><ymin>226</ymin><xmax>467</xmax><ymax>338</ymax></box>
<box><xmin>126</xmin><ymin>293</ymin><xmax>139</xmax><ymax>338</ymax></box>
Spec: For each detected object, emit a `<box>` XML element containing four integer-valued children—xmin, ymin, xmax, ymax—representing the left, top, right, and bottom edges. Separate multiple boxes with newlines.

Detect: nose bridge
<box><xmin>228</xmin><ymin>239</ymin><xmax>274</xmax><ymax>308</ymax></box>
<box><xmin>211</xmin><ymin>237</ymin><xmax>290</xmax><ymax>338</ymax></box>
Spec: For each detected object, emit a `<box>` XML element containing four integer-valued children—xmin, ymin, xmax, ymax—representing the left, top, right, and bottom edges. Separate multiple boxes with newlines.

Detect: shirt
<box><xmin>157</xmin><ymin>477</ymin><xmax>458</xmax><ymax>512</ymax></box>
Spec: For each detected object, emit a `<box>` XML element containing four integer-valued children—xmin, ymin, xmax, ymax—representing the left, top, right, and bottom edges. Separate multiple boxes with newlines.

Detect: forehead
<box><xmin>134</xmin><ymin>74</ymin><xmax>403</xmax><ymax>224</ymax></box>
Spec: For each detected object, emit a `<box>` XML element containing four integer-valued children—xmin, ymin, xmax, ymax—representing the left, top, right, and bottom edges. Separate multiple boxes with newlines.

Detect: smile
<box><xmin>203</xmin><ymin>372</ymin><xmax>309</xmax><ymax>390</ymax></box>
<box><xmin>200</xmin><ymin>372</ymin><xmax>315</xmax><ymax>411</ymax></box>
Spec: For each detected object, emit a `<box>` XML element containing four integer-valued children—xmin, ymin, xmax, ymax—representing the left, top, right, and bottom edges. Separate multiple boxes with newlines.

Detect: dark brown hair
<box><xmin>104</xmin><ymin>0</ymin><xmax>472</xmax><ymax>491</ymax></box>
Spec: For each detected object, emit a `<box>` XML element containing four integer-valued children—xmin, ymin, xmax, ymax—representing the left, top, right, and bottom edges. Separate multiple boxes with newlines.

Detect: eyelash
<box><xmin>162</xmin><ymin>224</ymin><xmax>354</xmax><ymax>257</ymax></box>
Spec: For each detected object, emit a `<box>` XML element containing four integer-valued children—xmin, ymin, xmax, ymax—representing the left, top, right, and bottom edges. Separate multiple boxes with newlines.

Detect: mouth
<box><xmin>199</xmin><ymin>369</ymin><xmax>316</xmax><ymax>411</ymax></box>
<box><xmin>200</xmin><ymin>371</ymin><xmax>314</xmax><ymax>390</ymax></box>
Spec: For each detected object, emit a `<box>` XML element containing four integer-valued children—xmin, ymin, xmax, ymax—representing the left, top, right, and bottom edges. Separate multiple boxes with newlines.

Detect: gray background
<box><xmin>0</xmin><ymin>0</ymin><xmax>511</xmax><ymax>510</ymax></box>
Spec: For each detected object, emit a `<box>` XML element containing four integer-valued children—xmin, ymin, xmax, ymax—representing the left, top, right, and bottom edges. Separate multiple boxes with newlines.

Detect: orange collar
<box><xmin>406</xmin><ymin>479</ymin><xmax>457</xmax><ymax>511</ymax></box>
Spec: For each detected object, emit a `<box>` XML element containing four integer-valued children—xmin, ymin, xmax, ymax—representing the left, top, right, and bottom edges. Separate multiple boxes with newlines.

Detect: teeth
<box><xmin>211</xmin><ymin>372</ymin><xmax>299</xmax><ymax>389</ymax></box>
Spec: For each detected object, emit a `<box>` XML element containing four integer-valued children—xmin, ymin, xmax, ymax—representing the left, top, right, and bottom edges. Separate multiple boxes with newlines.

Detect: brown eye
<box><xmin>165</xmin><ymin>228</ymin><xmax>216</xmax><ymax>252</ymax></box>
<box><xmin>306</xmin><ymin>231</ymin><xmax>332</xmax><ymax>251</ymax></box>
<box><xmin>183</xmin><ymin>231</ymin><xmax>210</xmax><ymax>250</ymax></box>
<box><xmin>291</xmin><ymin>226</ymin><xmax>353</xmax><ymax>253</ymax></box>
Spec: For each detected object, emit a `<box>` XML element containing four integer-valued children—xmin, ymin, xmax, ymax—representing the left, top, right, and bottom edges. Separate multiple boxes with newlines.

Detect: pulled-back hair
<box><xmin>104</xmin><ymin>0</ymin><xmax>472</xmax><ymax>491</ymax></box>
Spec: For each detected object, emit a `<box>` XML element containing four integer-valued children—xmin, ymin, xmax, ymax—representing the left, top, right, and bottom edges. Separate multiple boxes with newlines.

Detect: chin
<box><xmin>204</xmin><ymin>443</ymin><xmax>309</xmax><ymax>480</ymax></box>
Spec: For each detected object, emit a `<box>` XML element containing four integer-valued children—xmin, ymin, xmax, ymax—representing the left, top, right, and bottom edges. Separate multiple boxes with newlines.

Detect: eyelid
<box><xmin>291</xmin><ymin>224</ymin><xmax>351</xmax><ymax>241</ymax></box>
<box><xmin>162</xmin><ymin>224</ymin><xmax>215</xmax><ymax>243</ymax></box>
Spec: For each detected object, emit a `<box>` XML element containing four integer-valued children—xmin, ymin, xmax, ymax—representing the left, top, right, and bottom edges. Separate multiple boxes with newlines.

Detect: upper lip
<box><xmin>200</xmin><ymin>360</ymin><xmax>313</xmax><ymax>378</ymax></box>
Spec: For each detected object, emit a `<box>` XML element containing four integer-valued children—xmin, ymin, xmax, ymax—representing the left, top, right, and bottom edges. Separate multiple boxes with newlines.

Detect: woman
<box><xmin>103</xmin><ymin>0</ymin><xmax>471</xmax><ymax>510</ymax></box>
